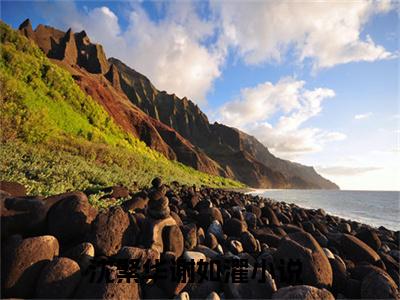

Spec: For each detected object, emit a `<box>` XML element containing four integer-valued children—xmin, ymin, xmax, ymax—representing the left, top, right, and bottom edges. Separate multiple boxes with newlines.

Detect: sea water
<box><xmin>250</xmin><ymin>189</ymin><xmax>400</xmax><ymax>231</ymax></box>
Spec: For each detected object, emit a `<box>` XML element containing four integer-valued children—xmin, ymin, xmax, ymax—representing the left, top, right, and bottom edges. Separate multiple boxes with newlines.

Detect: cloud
<box><xmin>38</xmin><ymin>1</ymin><xmax>222</xmax><ymax>104</ymax></box>
<box><xmin>218</xmin><ymin>77</ymin><xmax>346</xmax><ymax>159</ymax></box>
<box><xmin>211</xmin><ymin>0</ymin><xmax>395</xmax><ymax>70</ymax></box>
<box><xmin>35</xmin><ymin>0</ymin><xmax>396</xmax><ymax>106</ymax></box>
<box><xmin>354</xmin><ymin>112</ymin><xmax>373</xmax><ymax>120</ymax></box>
<box><xmin>317</xmin><ymin>166</ymin><xmax>382</xmax><ymax>176</ymax></box>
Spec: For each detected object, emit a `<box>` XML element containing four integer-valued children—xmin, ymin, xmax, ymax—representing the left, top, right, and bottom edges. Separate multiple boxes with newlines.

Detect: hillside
<box><xmin>15</xmin><ymin>19</ymin><xmax>339</xmax><ymax>189</ymax></box>
<box><xmin>0</xmin><ymin>21</ymin><xmax>244</xmax><ymax>195</ymax></box>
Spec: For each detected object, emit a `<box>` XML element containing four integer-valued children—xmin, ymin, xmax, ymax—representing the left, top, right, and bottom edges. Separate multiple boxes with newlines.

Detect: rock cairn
<box><xmin>1</xmin><ymin>180</ymin><xmax>399</xmax><ymax>299</ymax></box>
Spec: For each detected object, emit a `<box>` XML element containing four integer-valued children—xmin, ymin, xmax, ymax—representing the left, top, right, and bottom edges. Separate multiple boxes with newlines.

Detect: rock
<box><xmin>329</xmin><ymin>256</ymin><xmax>347</xmax><ymax>295</ymax></box>
<box><xmin>89</xmin><ymin>206</ymin><xmax>133</xmax><ymax>256</ymax></box>
<box><xmin>63</xmin><ymin>242</ymin><xmax>94</xmax><ymax>271</ymax></box>
<box><xmin>197</xmin><ymin>207</ymin><xmax>224</xmax><ymax>229</ymax></box>
<box><xmin>171</xmin><ymin>211</ymin><xmax>184</xmax><ymax>227</ymax></box>
<box><xmin>272</xmin><ymin>285</ymin><xmax>335</xmax><ymax>300</ymax></box>
<box><xmin>252</xmin><ymin>230</ymin><xmax>281</xmax><ymax>248</ymax></box>
<box><xmin>206</xmin><ymin>291</ymin><xmax>220</xmax><ymax>300</ymax></box>
<box><xmin>152</xmin><ymin>177</ymin><xmax>162</xmax><ymax>188</ymax></box>
<box><xmin>273</xmin><ymin>235</ymin><xmax>333</xmax><ymax>289</ymax></box>
<box><xmin>117</xmin><ymin>246</ymin><xmax>160</xmax><ymax>261</ymax></box>
<box><xmin>261</xmin><ymin>206</ymin><xmax>280</xmax><ymax>226</ymax></box>
<box><xmin>240</xmin><ymin>231</ymin><xmax>259</xmax><ymax>253</ymax></box>
<box><xmin>183</xmin><ymin>251</ymin><xmax>207</xmax><ymax>268</ymax></box>
<box><xmin>1</xmin><ymin>196</ymin><xmax>47</xmax><ymax>238</ymax></box>
<box><xmin>74</xmin><ymin>265</ymin><xmax>140</xmax><ymax>299</ymax></box>
<box><xmin>121</xmin><ymin>191</ymin><xmax>148</xmax><ymax>211</ymax></box>
<box><xmin>194</xmin><ymin>245</ymin><xmax>219</xmax><ymax>260</ymax></box>
<box><xmin>356</xmin><ymin>228</ymin><xmax>382</xmax><ymax>251</ymax></box>
<box><xmin>361</xmin><ymin>268</ymin><xmax>400</xmax><ymax>299</ymax></box>
<box><xmin>246</xmin><ymin>204</ymin><xmax>262</xmax><ymax>218</ymax></box>
<box><xmin>345</xmin><ymin>278</ymin><xmax>361</xmax><ymax>299</ymax></box>
<box><xmin>223</xmin><ymin>218</ymin><xmax>247</xmax><ymax>237</ymax></box>
<box><xmin>207</xmin><ymin>220</ymin><xmax>224</xmax><ymax>241</ymax></box>
<box><xmin>339</xmin><ymin>222</ymin><xmax>352</xmax><ymax>234</ymax></box>
<box><xmin>141</xmin><ymin>216</ymin><xmax>177</xmax><ymax>253</ymax></box>
<box><xmin>35</xmin><ymin>257</ymin><xmax>81</xmax><ymax>298</ymax></box>
<box><xmin>205</xmin><ymin>232</ymin><xmax>219</xmax><ymax>250</ymax></box>
<box><xmin>4</xmin><ymin>235</ymin><xmax>59</xmax><ymax>298</ymax></box>
<box><xmin>229</xmin><ymin>240</ymin><xmax>243</xmax><ymax>255</ymax></box>
<box><xmin>0</xmin><ymin>181</ymin><xmax>26</xmax><ymax>197</ymax></box>
<box><xmin>323</xmin><ymin>248</ymin><xmax>335</xmax><ymax>259</ymax></box>
<box><xmin>47</xmin><ymin>192</ymin><xmax>97</xmax><ymax>244</ymax></box>
<box><xmin>100</xmin><ymin>185</ymin><xmax>130</xmax><ymax>199</ymax></box>
<box><xmin>163</xmin><ymin>225</ymin><xmax>184</xmax><ymax>257</ymax></box>
<box><xmin>182</xmin><ymin>224</ymin><xmax>197</xmax><ymax>250</ymax></box>
<box><xmin>148</xmin><ymin>193</ymin><xmax>170</xmax><ymax>219</ymax></box>
<box><xmin>175</xmin><ymin>291</ymin><xmax>190</xmax><ymax>300</ymax></box>
<box><xmin>341</xmin><ymin>233</ymin><xmax>380</xmax><ymax>264</ymax></box>
<box><xmin>225</xmin><ymin>265</ymin><xmax>277</xmax><ymax>299</ymax></box>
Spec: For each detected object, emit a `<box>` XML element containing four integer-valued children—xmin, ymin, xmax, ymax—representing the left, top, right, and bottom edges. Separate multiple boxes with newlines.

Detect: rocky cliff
<box><xmin>18</xmin><ymin>19</ymin><xmax>338</xmax><ymax>189</ymax></box>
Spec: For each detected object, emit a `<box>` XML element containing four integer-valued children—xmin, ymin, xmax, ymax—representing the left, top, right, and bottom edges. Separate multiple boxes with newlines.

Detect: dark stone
<box><xmin>240</xmin><ymin>231</ymin><xmax>258</xmax><ymax>253</ymax></box>
<box><xmin>162</xmin><ymin>225</ymin><xmax>184</xmax><ymax>258</ymax></box>
<box><xmin>121</xmin><ymin>191</ymin><xmax>148</xmax><ymax>211</ymax></box>
<box><xmin>47</xmin><ymin>192</ymin><xmax>97</xmax><ymax>244</ymax></box>
<box><xmin>272</xmin><ymin>285</ymin><xmax>334</xmax><ymax>300</ymax></box>
<box><xmin>35</xmin><ymin>257</ymin><xmax>81</xmax><ymax>298</ymax></box>
<box><xmin>223</xmin><ymin>218</ymin><xmax>247</xmax><ymax>238</ymax></box>
<box><xmin>63</xmin><ymin>242</ymin><xmax>94</xmax><ymax>271</ymax></box>
<box><xmin>182</xmin><ymin>224</ymin><xmax>197</xmax><ymax>250</ymax></box>
<box><xmin>100</xmin><ymin>185</ymin><xmax>130</xmax><ymax>199</ymax></box>
<box><xmin>148</xmin><ymin>195</ymin><xmax>170</xmax><ymax>219</ymax></box>
<box><xmin>0</xmin><ymin>181</ymin><xmax>26</xmax><ymax>197</ymax></box>
<box><xmin>341</xmin><ymin>234</ymin><xmax>380</xmax><ymax>264</ymax></box>
<box><xmin>361</xmin><ymin>267</ymin><xmax>400</xmax><ymax>299</ymax></box>
<box><xmin>261</xmin><ymin>206</ymin><xmax>280</xmax><ymax>226</ymax></box>
<box><xmin>88</xmin><ymin>206</ymin><xmax>133</xmax><ymax>256</ymax></box>
<box><xmin>4</xmin><ymin>235</ymin><xmax>59</xmax><ymax>298</ymax></box>
<box><xmin>356</xmin><ymin>228</ymin><xmax>382</xmax><ymax>251</ymax></box>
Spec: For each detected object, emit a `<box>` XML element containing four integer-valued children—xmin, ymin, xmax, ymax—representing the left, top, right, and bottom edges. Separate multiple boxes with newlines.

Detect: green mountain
<box><xmin>0</xmin><ymin>21</ymin><xmax>244</xmax><ymax>195</ymax></box>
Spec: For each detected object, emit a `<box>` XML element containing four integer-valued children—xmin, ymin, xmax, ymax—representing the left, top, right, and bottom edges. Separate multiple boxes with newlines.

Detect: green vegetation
<box><xmin>0</xmin><ymin>22</ymin><xmax>244</xmax><ymax>195</ymax></box>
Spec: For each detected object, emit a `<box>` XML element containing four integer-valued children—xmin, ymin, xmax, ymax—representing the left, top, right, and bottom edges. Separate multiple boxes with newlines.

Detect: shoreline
<box><xmin>2</xmin><ymin>180</ymin><xmax>399</xmax><ymax>299</ymax></box>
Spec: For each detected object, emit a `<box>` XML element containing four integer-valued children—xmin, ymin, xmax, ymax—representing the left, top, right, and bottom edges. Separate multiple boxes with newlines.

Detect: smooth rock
<box><xmin>4</xmin><ymin>235</ymin><xmax>59</xmax><ymax>298</ymax></box>
<box><xmin>35</xmin><ymin>257</ymin><xmax>81</xmax><ymax>298</ymax></box>
<box><xmin>272</xmin><ymin>285</ymin><xmax>335</xmax><ymax>300</ymax></box>
<box><xmin>341</xmin><ymin>233</ymin><xmax>380</xmax><ymax>264</ymax></box>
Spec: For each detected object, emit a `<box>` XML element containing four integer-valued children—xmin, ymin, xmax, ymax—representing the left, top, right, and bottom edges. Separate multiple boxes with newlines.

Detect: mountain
<box><xmin>17</xmin><ymin>19</ymin><xmax>338</xmax><ymax>189</ymax></box>
<box><xmin>0</xmin><ymin>21</ymin><xmax>242</xmax><ymax>195</ymax></box>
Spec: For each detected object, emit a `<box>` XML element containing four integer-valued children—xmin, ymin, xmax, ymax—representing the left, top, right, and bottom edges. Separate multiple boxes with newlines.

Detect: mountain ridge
<box><xmin>17</xmin><ymin>18</ymin><xmax>339</xmax><ymax>189</ymax></box>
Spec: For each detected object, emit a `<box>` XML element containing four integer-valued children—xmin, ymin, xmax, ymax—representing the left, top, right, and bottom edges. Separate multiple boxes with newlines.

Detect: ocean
<box><xmin>249</xmin><ymin>189</ymin><xmax>400</xmax><ymax>231</ymax></box>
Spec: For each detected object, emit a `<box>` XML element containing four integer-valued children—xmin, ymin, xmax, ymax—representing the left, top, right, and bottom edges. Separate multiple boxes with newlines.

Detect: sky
<box><xmin>1</xmin><ymin>0</ymin><xmax>399</xmax><ymax>191</ymax></box>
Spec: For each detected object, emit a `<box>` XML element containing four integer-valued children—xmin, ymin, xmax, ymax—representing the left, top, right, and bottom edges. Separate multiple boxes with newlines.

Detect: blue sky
<box><xmin>1</xmin><ymin>0</ymin><xmax>399</xmax><ymax>190</ymax></box>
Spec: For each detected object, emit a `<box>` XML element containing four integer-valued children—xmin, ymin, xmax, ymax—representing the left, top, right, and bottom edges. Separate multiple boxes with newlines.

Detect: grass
<box><xmin>0</xmin><ymin>21</ymin><xmax>245</xmax><ymax>196</ymax></box>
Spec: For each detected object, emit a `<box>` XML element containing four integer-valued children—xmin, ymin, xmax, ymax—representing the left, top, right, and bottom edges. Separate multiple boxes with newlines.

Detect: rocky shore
<box><xmin>1</xmin><ymin>179</ymin><xmax>399</xmax><ymax>299</ymax></box>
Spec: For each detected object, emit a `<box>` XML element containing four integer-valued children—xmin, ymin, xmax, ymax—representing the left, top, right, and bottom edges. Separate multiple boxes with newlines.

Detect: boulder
<box><xmin>205</xmin><ymin>232</ymin><xmax>219</xmax><ymax>250</ymax></box>
<box><xmin>74</xmin><ymin>265</ymin><xmax>140</xmax><ymax>299</ymax></box>
<box><xmin>121</xmin><ymin>191</ymin><xmax>148</xmax><ymax>211</ymax></box>
<box><xmin>341</xmin><ymin>234</ymin><xmax>380</xmax><ymax>264</ymax></box>
<box><xmin>100</xmin><ymin>185</ymin><xmax>130</xmax><ymax>199</ymax></box>
<box><xmin>163</xmin><ymin>225</ymin><xmax>184</xmax><ymax>258</ymax></box>
<box><xmin>262</xmin><ymin>206</ymin><xmax>280</xmax><ymax>226</ymax></box>
<box><xmin>207</xmin><ymin>220</ymin><xmax>224</xmax><ymax>241</ymax></box>
<box><xmin>89</xmin><ymin>206</ymin><xmax>133</xmax><ymax>256</ymax></box>
<box><xmin>197</xmin><ymin>207</ymin><xmax>224</xmax><ymax>229</ymax></box>
<box><xmin>1</xmin><ymin>196</ymin><xmax>47</xmax><ymax>238</ymax></box>
<box><xmin>182</xmin><ymin>224</ymin><xmax>197</xmax><ymax>250</ymax></box>
<box><xmin>225</xmin><ymin>265</ymin><xmax>277</xmax><ymax>299</ymax></box>
<box><xmin>141</xmin><ymin>216</ymin><xmax>177</xmax><ymax>253</ymax></box>
<box><xmin>63</xmin><ymin>242</ymin><xmax>94</xmax><ymax>271</ymax></box>
<box><xmin>361</xmin><ymin>268</ymin><xmax>400</xmax><ymax>299</ymax></box>
<box><xmin>272</xmin><ymin>285</ymin><xmax>334</xmax><ymax>300</ymax></box>
<box><xmin>148</xmin><ymin>194</ymin><xmax>170</xmax><ymax>219</ymax></box>
<box><xmin>47</xmin><ymin>192</ymin><xmax>97</xmax><ymax>244</ymax></box>
<box><xmin>223</xmin><ymin>218</ymin><xmax>247</xmax><ymax>238</ymax></box>
<box><xmin>356</xmin><ymin>228</ymin><xmax>382</xmax><ymax>251</ymax></box>
<box><xmin>273</xmin><ymin>236</ymin><xmax>333</xmax><ymax>289</ymax></box>
<box><xmin>0</xmin><ymin>181</ymin><xmax>26</xmax><ymax>197</ymax></box>
<box><xmin>240</xmin><ymin>231</ymin><xmax>259</xmax><ymax>253</ymax></box>
<box><xmin>35</xmin><ymin>257</ymin><xmax>81</xmax><ymax>298</ymax></box>
<box><xmin>4</xmin><ymin>235</ymin><xmax>59</xmax><ymax>298</ymax></box>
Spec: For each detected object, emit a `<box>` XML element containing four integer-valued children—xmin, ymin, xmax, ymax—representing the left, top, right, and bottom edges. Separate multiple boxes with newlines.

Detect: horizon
<box><xmin>1</xmin><ymin>0</ymin><xmax>399</xmax><ymax>191</ymax></box>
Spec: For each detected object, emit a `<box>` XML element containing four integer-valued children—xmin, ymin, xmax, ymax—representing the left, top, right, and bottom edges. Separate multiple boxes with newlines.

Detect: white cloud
<box><xmin>354</xmin><ymin>112</ymin><xmax>373</xmax><ymax>120</ymax></box>
<box><xmin>317</xmin><ymin>165</ymin><xmax>382</xmax><ymax>176</ymax></box>
<box><xmin>39</xmin><ymin>2</ymin><xmax>222</xmax><ymax>104</ymax></box>
<box><xmin>211</xmin><ymin>0</ymin><xmax>395</xmax><ymax>70</ymax></box>
<box><xmin>218</xmin><ymin>77</ymin><xmax>346</xmax><ymax>159</ymax></box>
